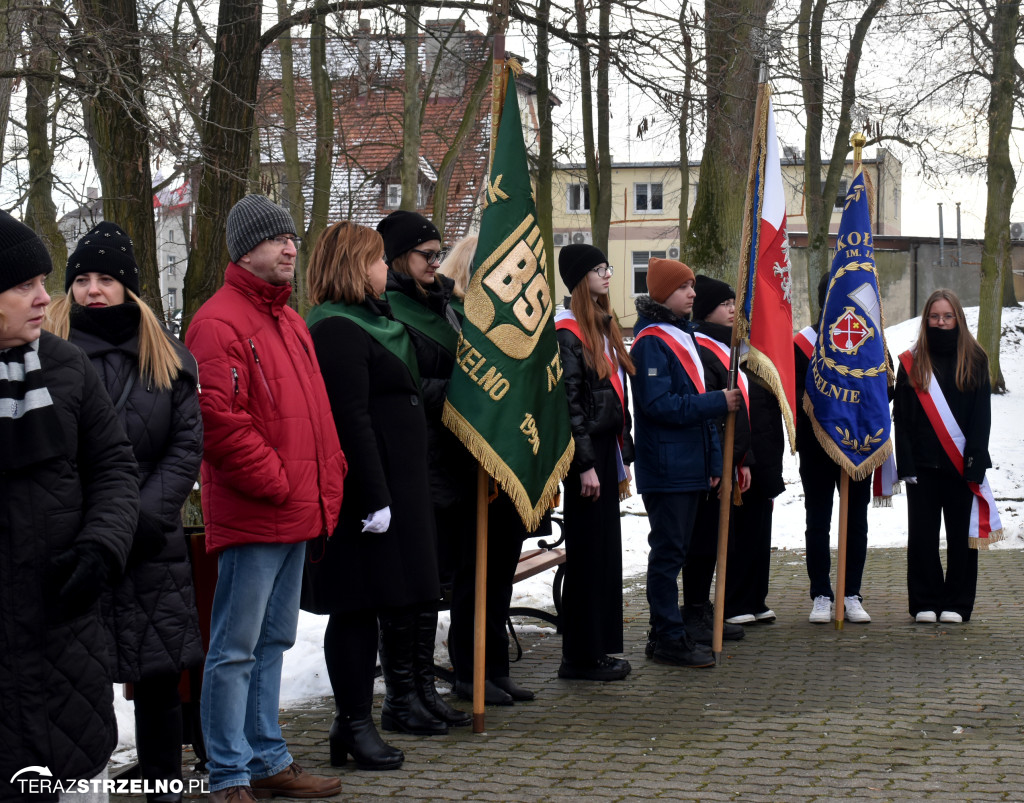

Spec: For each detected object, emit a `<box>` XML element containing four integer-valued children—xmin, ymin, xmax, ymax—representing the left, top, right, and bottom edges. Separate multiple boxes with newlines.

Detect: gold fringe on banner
<box><xmin>970</xmin><ymin>529</ymin><xmax>1004</xmax><ymax>550</ymax></box>
<box><xmin>802</xmin><ymin>393</ymin><xmax>893</xmax><ymax>482</ymax></box>
<box><xmin>744</xmin><ymin>345</ymin><xmax>798</xmax><ymax>453</ymax></box>
<box><xmin>442</xmin><ymin>401</ymin><xmax>574</xmax><ymax>532</ymax></box>
<box><xmin>618</xmin><ymin>478</ymin><xmax>632</xmax><ymax>502</ymax></box>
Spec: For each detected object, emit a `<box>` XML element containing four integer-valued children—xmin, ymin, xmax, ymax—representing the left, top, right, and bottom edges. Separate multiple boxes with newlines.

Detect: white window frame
<box><xmin>567</xmin><ymin>183</ymin><xmax>590</xmax><ymax>214</ymax></box>
<box><xmin>385</xmin><ymin>184</ymin><xmax>402</xmax><ymax>209</ymax></box>
<box><xmin>634</xmin><ymin>182</ymin><xmax>664</xmax><ymax>214</ymax></box>
<box><xmin>631</xmin><ymin>249</ymin><xmax>667</xmax><ymax>296</ymax></box>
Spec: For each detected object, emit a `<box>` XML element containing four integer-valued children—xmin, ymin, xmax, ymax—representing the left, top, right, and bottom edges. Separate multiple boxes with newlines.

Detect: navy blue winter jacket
<box><xmin>629</xmin><ymin>295</ymin><xmax>728</xmax><ymax>494</ymax></box>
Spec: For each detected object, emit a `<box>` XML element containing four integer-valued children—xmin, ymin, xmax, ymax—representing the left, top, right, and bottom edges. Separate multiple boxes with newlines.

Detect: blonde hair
<box><xmin>307</xmin><ymin>222</ymin><xmax>383</xmax><ymax>305</ymax></box>
<box><xmin>438</xmin><ymin>235</ymin><xmax>477</xmax><ymax>298</ymax></box>
<box><xmin>45</xmin><ymin>290</ymin><xmax>183</xmax><ymax>391</ymax></box>
<box><xmin>910</xmin><ymin>288</ymin><xmax>988</xmax><ymax>392</ymax></box>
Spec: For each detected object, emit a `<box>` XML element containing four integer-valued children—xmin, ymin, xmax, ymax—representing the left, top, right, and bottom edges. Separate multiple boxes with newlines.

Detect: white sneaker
<box><xmin>725</xmin><ymin>613</ymin><xmax>756</xmax><ymax>624</ymax></box>
<box><xmin>939</xmin><ymin>611</ymin><xmax>963</xmax><ymax>623</ymax></box>
<box><xmin>915</xmin><ymin>611</ymin><xmax>937</xmax><ymax>623</ymax></box>
<box><xmin>808</xmin><ymin>596</ymin><xmax>832</xmax><ymax>623</ymax></box>
<box><xmin>754</xmin><ymin>609</ymin><xmax>777</xmax><ymax>623</ymax></box>
<box><xmin>844</xmin><ymin>596</ymin><xmax>871</xmax><ymax>623</ymax></box>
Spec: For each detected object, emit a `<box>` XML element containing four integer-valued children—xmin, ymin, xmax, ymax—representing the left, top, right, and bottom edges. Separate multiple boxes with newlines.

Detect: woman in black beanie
<box><xmin>0</xmin><ymin>211</ymin><xmax>139</xmax><ymax>794</ymax></box>
<box><xmin>47</xmin><ymin>221</ymin><xmax>203</xmax><ymax>802</ymax></box>
<box><xmin>554</xmin><ymin>243</ymin><xmax>636</xmax><ymax>681</ymax></box>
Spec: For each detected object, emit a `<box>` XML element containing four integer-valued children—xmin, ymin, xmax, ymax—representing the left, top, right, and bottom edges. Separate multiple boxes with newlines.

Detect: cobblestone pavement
<box><xmin>173</xmin><ymin>547</ymin><xmax>1024</xmax><ymax>801</ymax></box>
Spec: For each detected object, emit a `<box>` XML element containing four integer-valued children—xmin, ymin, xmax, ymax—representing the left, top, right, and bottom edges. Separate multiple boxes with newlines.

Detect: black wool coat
<box><xmin>302</xmin><ymin>297</ymin><xmax>440</xmax><ymax>614</ymax></box>
<box><xmin>0</xmin><ymin>332</ymin><xmax>138</xmax><ymax>796</ymax></box>
<box><xmin>68</xmin><ymin>322</ymin><xmax>204</xmax><ymax>682</ymax></box>
<box><xmin>386</xmin><ymin>270</ymin><xmax>476</xmax><ymax>508</ymax></box>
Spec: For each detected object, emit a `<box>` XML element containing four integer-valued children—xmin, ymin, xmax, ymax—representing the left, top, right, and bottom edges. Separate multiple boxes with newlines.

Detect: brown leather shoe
<box><xmin>250</xmin><ymin>763</ymin><xmax>341</xmax><ymax>799</ymax></box>
<box><xmin>209</xmin><ymin>787</ymin><xmax>257</xmax><ymax>803</ymax></box>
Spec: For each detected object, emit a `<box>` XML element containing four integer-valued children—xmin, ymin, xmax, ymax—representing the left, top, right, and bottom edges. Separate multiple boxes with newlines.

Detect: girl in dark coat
<box><xmin>377</xmin><ymin>211</ymin><xmax>494</xmax><ymax>716</ymax></box>
<box><xmin>554</xmin><ymin>243</ymin><xmax>635</xmax><ymax>682</ymax></box>
<box><xmin>302</xmin><ymin>221</ymin><xmax>440</xmax><ymax>770</ymax></box>
<box><xmin>0</xmin><ymin>212</ymin><xmax>139</xmax><ymax>799</ymax></box>
<box><xmin>894</xmin><ymin>288</ymin><xmax>996</xmax><ymax>624</ymax></box>
<box><xmin>48</xmin><ymin>222</ymin><xmax>203</xmax><ymax>802</ymax></box>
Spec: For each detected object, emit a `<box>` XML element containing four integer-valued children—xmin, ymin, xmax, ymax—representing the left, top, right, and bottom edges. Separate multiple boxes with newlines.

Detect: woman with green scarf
<box><xmin>301</xmin><ymin>222</ymin><xmax>443</xmax><ymax>770</ymax></box>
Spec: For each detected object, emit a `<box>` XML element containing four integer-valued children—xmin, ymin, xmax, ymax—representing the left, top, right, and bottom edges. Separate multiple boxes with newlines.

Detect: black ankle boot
<box><xmin>329</xmin><ymin>713</ymin><xmax>403</xmax><ymax>770</ymax></box>
<box><xmin>379</xmin><ymin>613</ymin><xmax>449</xmax><ymax>736</ymax></box>
<box><xmin>414</xmin><ymin>610</ymin><xmax>471</xmax><ymax>727</ymax></box>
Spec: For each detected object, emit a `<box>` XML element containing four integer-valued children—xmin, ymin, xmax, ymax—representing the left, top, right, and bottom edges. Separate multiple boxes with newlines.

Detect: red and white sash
<box><xmin>632</xmin><ymin>322</ymin><xmax>706</xmax><ymax>393</ymax></box>
<box><xmin>794</xmin><ymin>325</ymin><xmax>816</xmax><ymax>360</ymax></box>
<box><xmin>556</xmin><ymin>309</ymin><xmax>629</xmax><ymax>492</ymax></box>
<box><xmin>694</xmin><ymin>332</ymin><xmax>749</xmax><ymax>414</ymax></box>
<box><xmin>897</xmin><ymin>348</ymin><xmax>1002</xmax><ymax>545</ymax></box>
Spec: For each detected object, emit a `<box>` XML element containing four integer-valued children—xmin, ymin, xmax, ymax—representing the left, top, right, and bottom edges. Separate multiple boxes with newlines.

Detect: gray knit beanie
<box><xmin>0</xmin><ymin>210</ymin><xmax>52</xmax><ymax>293</ymax></box>
<box><xmin>226</xmin><ymin>195</ymin><xmax>297</xmax><ymax>263</ymax></box>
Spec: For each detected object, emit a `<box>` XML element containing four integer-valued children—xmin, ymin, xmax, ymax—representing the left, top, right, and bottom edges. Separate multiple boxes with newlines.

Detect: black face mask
<box><xmin>925</xmin><ymin>323</ymin><xmax>959</xmax><ymax>354</ymax></box>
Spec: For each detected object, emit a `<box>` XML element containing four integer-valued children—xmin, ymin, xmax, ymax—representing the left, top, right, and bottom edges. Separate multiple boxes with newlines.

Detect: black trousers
<box><xmin>448</xmin><ymin>493</ymin><xmax>526</xmax><ymax>682</ymax></box>
<box><xmin>724</xmin><ymin>486</ymin><xmax>774</xmax><ymax>618</ymax></box>
<box><xmin>682</xmin><ymin>489</ymin><xmax>723</xmax><ymax>608</ymax></box>
<box><xmin>906</xmin><ymin>468</ymin><xmax>978</xmax><ymax>620</ymax></box>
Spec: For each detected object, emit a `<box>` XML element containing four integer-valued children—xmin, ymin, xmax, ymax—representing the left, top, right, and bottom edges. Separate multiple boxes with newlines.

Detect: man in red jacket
<box><xmin>186</xmin><ymin>195</ymin><xmax>346</xmax><ymax>803</ymax></box>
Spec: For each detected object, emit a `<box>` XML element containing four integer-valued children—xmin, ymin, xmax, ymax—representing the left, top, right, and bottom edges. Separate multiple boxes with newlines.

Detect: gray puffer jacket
<box><xmin>69</xmin><ymin>321</ymin><xmax>204</xmax><ymax>682</ymax></box>
<box><xmin>0</xmin><ymin>332</ymin><xmax>138</xmax><ymax>799</ymax></box>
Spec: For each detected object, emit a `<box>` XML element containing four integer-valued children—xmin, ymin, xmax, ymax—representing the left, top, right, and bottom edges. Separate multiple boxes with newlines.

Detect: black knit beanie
<box><xmin>692</xmin><ymin>275</ymin><xmax>735</xmax><ymax>321</ymax></box>
<box><xmin>0</xmin><ymin>210</ymin><xmax>52</xmax><ymax>293</ymax></box>
<box><xmin>558</xmin><ymin>243</ymin><xmax>606</xmax><ymax>293</ymax></box>
<box><xmin>376</xmin><ymin>211</ymin><xmax>441</xmax><ymax>265</ymax></box>
<box><xmin>65</xmin><ymin>221</ymin><xmax>140</xmax><ymax>296</ymax></box>
<box><xmin>226</xmin><ymin>195</ymin><xmax>297</xmax><ymax>263</ymax></box>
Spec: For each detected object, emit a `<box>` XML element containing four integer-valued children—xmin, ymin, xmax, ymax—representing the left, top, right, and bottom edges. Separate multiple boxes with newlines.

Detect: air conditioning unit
<box><xmin>1011</xmin><ymin>222</ymin><xmax>1024</xmax><ymax>241</ymax></box>
<box><xmin>551</xmin><ymin>232</ymin><xmax>569</xmax><ymax>247</ymax></box>
<box><xmin>668</xmin><ymin>246</ymin><xmax>680</xmax><ymax>259</ymax></box>
<box><xmin>571</xmin><ymin>231</ymin><xmax>593</xmax><ymax>245</ymax></box>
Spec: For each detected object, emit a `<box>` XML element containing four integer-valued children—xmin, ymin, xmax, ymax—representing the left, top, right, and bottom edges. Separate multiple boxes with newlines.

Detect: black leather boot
<box><xmin>329</xmin><ymin>711</ymin><xmax>404</xmax><ymax>770</ymax></box>
<box><xmin>379</xmin><ymin>613</ymin><xmax>449</xmax><ymax>735</ymax></box>
<box><xmin>414</xmin><ymin>610</ymin><xmax>471</xmax><ymax>727</ymax></box>
<box><xmin>133</xmin><ymin>676</ymin><xmax>184</xmax><ymax>803</ymax></box>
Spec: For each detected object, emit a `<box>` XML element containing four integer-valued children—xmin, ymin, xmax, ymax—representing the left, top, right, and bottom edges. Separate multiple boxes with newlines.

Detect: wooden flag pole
<box><xmin>472</xmin><ymin>465</ymin><xmax>490</xmax><ymax>731</ymax></box>
<box><xmin>712</xmin><ymin>402</ymin><xmax>737</xmax><ymax>664</ymax></box>
<box><xmin>834</xmin><ymin>471</ymin><xmax>850</xmax><ymax>630</ymax></box>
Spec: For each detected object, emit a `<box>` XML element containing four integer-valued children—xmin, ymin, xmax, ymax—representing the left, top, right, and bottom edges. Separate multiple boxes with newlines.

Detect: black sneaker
<box><xmin>652</xmin><ymin>634</ymin><xmax>715</xmax><ymax>668</ymax></box>
<box><xmin>644</xmin><ymin>630</ymin><xmax>656</xmax><ymax>658</ymax></box>
<box><xmin>681</xmin><ymin>602</ymin><xmax>745</xmax><ymax>644</ymax></box>
<box><xmin>558</xmin><ymin>655</ymin><xmax>632</xmax><ymax>681</ymax></box>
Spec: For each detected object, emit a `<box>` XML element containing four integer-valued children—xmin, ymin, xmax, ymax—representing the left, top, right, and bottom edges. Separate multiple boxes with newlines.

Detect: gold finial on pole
<box><xmin>851</xmin><ymin>132</ymin><xmax>867</xmax><ymax>167</ymax></box>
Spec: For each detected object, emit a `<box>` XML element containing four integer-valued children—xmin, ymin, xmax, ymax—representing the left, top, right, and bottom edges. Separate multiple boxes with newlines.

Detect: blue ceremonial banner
<box><xmin>804</xmin><ymin>166</ymin><xmax>893</xmax><ymax>480</ymax></box>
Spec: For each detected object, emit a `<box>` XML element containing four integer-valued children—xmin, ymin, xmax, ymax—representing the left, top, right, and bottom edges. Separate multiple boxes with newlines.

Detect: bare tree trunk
<box><xmin>182</xmin><ymin>0</ymin><xmax>262</xmax><ymax>334</ymax></box>
<box><xmin>305</xmin><ymin>1</ymin><xmax>333</xmax><ymax>288</ymax></box>
<box><xmin>977</xmin><ymin>0</ymin><xmax>1018</xmax><ymax>392</ymax></box>
<box><xmin>400</xmin><ymin>5</ymin><xmax>422</xmax><ymax>212</ymax></box>
<box><xmin>593</xmin><ymin>0</ymin><xmax>611</xmax><ymax>254</ymax></box>
<box><xmin>0</xmin><ymin>0</ymin><xmax>26</xmax><ymax>182</ymax></box>
<box><xmin>276</xmin><ymin>0</ymin><xmax>307</xmax><ymax>311</ymax></box>
<box><xmin>24</xmin><ymin>0</ymin><xmax>66</xmax><ymax>293</ymax></box>
<box><xmin>676</xmin><ymin>3</ymin><xmax>693</xmax><ymax>245</ymax></box>
<box><xmin>682</xmin><ymin>0</ymin><xmax>768</xmax><ymax>281</ymax></box>
<box><xmin>535</xmin><ymin>0</ymin><xmax>555</xmax><ymax>288</ymax></box>
<box><xmin>76</xmin><ymin>0</ymin><xmax>161</xmax><ymax>313</ymax></box>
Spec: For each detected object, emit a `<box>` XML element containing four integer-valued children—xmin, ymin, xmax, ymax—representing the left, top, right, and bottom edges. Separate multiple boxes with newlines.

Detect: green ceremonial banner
<box><xmin>442</xmin><ymin>72</ymin><xmax>573</xmax><ymax>531</ymax></box>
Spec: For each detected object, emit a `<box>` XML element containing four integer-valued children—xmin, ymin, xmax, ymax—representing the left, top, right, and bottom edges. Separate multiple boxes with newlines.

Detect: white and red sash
<box><xmin>794</xmin><ymin>325</ymin><xmax>816</xmax><ymax>360</ymax></box>
<box><xmin>632</xmin><ymin>322</ymin><xmax>706</xmax><ymax>393</ymax></box>
<box><xmin>898</xmin><ymin>348</ymin><xmax>1002</xmax><ymax>545</ymax></box>
<box><xmin>694</xmin><ymin>332</ymin><xmax>749</xmax><ymax>414</ymax></box>
<box><xmin>556</xmin><ymin>309</ymin><xmax>629</xmax><ymax>491</ymax></box>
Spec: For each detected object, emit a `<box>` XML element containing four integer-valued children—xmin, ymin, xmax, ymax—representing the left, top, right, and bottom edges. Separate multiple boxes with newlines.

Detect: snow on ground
<box><xmin>112</xmin><ymin>306</ymin><xmax>1024</xmax><ymax>755</ymax></box>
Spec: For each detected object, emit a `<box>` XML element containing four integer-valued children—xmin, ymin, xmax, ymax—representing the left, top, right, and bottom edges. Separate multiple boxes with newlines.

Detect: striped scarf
<box><xmin>0</xmin><ymin>338</ymin><xmax>63</xmax><ymax>469</ymax></box>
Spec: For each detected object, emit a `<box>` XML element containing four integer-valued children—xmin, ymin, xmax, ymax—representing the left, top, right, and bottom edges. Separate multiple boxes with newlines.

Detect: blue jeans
<box><xmin>643</xmin><ymin>492</ymin><xmax>700</xmax><ymax>642</ymax></box>
<box><xmin>201</xmin><ymin>541</ymin><xmax>305</xmax><ymax>791</ymax></box>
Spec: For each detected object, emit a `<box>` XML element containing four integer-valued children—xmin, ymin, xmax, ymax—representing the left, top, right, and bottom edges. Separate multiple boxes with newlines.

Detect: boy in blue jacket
<box><xmin>630</xmin><ymin>258</ymin><xmax>742</xmax><ymax>667</ymax></box>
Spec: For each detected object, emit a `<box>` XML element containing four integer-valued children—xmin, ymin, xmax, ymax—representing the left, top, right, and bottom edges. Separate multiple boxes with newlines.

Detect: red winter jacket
<box><xmin>185</xmin><ymin>263</ymin><xmax>346</xmax><ymax>553</ymax></box>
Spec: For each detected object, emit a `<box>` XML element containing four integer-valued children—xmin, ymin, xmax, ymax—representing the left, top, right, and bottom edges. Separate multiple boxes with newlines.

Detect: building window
<box><xmin>822</xmin><ymin>179</ymin><xmax>849</xmax><ymax>209</ymax></box>
<box><xmin>168</xmin><ymin>229</ymin><xmax>175</xmax><ymax>243</ymax></box>
<box><xmin>632</xmin><ymin>250</ymin><xmax>667</xmax><ymax>295</ymax></box>
<box><xmin>166</xmin><ymin>253</ymin><xmax>177</xmax><ymax>277</ymax></box>
<box><xmin>635</xmin><ymin>182</ymin><xmax>663</xmax><ymax>213</ymax></box>
<box><xmin>385</xmin><ymin>183</ymin><xmax>427</xmax><ymax>209</ymax></box>
<box><xmin>567</xmin><ymin>183</ymin><xmax>590</xmax><ymax>213</ymax></box>
<box><xmin>168</xmin><ymin>288</ymin><xmax>176</xmax><ymax>309</ymax></box>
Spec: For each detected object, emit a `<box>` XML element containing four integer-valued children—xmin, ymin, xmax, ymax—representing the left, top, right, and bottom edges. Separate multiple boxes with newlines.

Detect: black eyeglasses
<box><xmin>590</xmin><ymin>265</ymin><xmax>614</xmax><ymax>278</ymax></box>
<box><xmin>411</xmin><ymin>248</ymin><xmax>447</xmax><ymax>265</ymax></box>
<box><xmin>265</xmin><ymin>235</ymin><xmax>302</xmax><ymax>247</ymax></box>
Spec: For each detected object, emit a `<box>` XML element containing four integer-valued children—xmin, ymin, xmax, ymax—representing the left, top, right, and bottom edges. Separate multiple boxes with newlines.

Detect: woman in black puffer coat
<box><xmin>47</xmin><ymin>222</ymin><xmax>203</xmax><ymax>802</ymax></box>
<box><xmin>0</xmin><ymin>212</ymin><xmax>138</xmax><ymax>802</ymax></box>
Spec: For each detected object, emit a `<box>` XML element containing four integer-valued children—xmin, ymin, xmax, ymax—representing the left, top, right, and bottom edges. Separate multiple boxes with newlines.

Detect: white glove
<box><xmin>361</xmin><ymin>506</ymin><xmax>391</xmax><ymax>533</ymax></box>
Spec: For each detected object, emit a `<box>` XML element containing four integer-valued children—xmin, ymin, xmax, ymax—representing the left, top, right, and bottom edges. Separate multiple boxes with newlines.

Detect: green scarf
<box><xmin>307</xmin><ymin>299</ymin><xmax>421</xmax><ymax>386</ymax></box>
<box><xmin>386</xmin><ymin>290</ymin><xmax>459</xmax><ymax>357</ymax></box>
